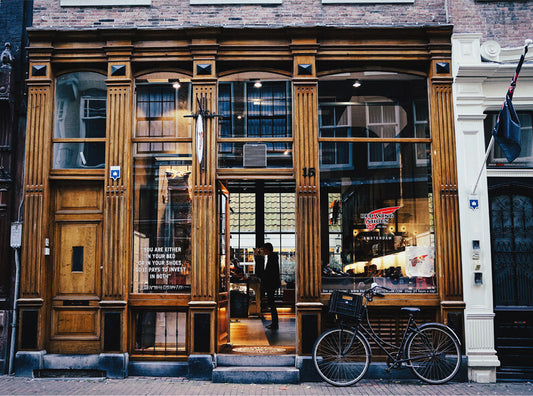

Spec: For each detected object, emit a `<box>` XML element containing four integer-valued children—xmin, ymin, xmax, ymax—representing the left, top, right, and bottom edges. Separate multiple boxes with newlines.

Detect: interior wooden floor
<box><xmin>226</xmin><ymin>313</ymin><xmax>296</xmax><ymax>354</ymax></box>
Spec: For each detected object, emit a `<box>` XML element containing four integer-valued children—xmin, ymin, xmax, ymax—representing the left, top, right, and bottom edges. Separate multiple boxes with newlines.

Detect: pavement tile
<box><xmin>0</xmin><ymin>376</ymin><xmax>532</xmax><ymax>395</ymax></box>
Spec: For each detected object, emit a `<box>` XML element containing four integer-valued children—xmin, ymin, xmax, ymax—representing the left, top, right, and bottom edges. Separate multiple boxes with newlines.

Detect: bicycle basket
<box><xmin>329</xmin><ymin>291</ymin><xmax>363</xmax><ymax>320</ymax></box>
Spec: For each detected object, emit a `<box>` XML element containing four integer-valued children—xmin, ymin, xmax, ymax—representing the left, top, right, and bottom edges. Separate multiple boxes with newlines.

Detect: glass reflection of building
<box><xmin>319</xmin><ymin>73</ymin><xmax>435</xmax><ymax>293</ymax></box>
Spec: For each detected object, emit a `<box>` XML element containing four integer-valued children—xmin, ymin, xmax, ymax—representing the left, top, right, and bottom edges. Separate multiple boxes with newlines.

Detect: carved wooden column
<box><xmin>428</xmin><ymin>55</ymin><xmax>465</xmax><ymax>331</ymax></box>
<box><xmin>18</xmin><ymin>52</ymin><xmax>53</xmax><ymax>350</ymax></box>
<box><xmin>189</xmin><ymin>46</ymin><xmax>218</xmax><ymax>354</ymax></box>
<box><xmin>292</xmin><ymin>39</ymin><xmax>322</xmax><ymax>355</ymax></box>
<box><xmin>101</xmin><ymin>43</ymin><xmax>133</xmax><ymax>352</ymax></box>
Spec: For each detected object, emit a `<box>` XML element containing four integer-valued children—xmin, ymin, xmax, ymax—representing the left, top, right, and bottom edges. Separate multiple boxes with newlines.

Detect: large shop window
<box><xmin>132</xmin><ymin>79</ymin><xmax>193</xmax><ymax>293</ymax></box>
<box><xmin>319</xmin><ymin>72</ymin><xmax>435</xmax><ymax>294</ymax></box>
<box><xmin>218</xmin><ymin>73</ymin><xmax>292</xmax><ymax>168</ymax></box>
<box><xmin>484</xmin><ymin>110</ymin><xmax>533</xmax><ymax>168</ymax></box>
<box><xmin>53</xmin><ymin>72</ymin><xmax>106</xmax><ymax>169</ymax></box>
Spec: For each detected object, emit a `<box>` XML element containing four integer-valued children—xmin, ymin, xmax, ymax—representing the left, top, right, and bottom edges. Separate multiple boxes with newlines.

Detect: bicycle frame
<box><xmin>338</xmin><ymin>303</ymin><xmax>423</xmax><ymax>369</ymax></box>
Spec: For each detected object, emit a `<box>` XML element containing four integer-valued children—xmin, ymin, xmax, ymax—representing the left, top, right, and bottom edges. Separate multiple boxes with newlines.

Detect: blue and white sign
<box><xmin>469</xmin><ymin>195</ymin><xmax>479</xmax><ymax>210</ymax></box>
<box><xmin>110</xmin><ymin>165</ymin><xmax>121</xmax><ymax>181</ymax></box>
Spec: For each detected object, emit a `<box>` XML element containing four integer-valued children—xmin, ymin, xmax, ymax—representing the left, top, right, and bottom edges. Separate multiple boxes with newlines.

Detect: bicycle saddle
<box><xmin>401</xmin><ymin>307</ymin><xmax>420</xmax><ymax>314</ymax></box>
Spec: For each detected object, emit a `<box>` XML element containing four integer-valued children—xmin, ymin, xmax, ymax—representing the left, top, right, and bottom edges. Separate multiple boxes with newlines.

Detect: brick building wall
<box><xmin>32</xmin><ymin>0</ymin><xmax>447</xmax><ymax>28</ymax></box>
<box><xmin>32</xmin><ymin>1</ymin><xmax>532</xmax><ymax>48</ymax></box>
<box><xmin>451</xmin><ymin>0</ymin><xmax>533</xmax><ymax>47</ymax></box>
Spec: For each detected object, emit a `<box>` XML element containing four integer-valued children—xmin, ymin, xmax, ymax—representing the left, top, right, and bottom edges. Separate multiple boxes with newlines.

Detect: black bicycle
<box><xmin>312</xmin><ymin>284</ymin><xmax>462</xmax><ymax>386</ymax></box>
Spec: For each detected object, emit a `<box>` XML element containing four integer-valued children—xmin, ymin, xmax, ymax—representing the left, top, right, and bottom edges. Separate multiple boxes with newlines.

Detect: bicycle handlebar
<box><xmin>363</xmin><ymin>283</ymin><xmax>391</xmax><ymax>302</ymax></box>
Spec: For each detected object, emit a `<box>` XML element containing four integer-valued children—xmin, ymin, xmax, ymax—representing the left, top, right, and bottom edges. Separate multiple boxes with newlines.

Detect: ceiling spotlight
<box><xmin>254</xmin><ymin>80</ymin><xmax>262</xmax><ymax>88</ymax></box>
<box><xmin>353</xmin><ymin>79</ymin><xmax>361</xmax><ymax>88</ymax></box>
<box><xmin>172</xmin><ymin>79</ymin><xmax>181</xmax><ymax>89</ymax></box>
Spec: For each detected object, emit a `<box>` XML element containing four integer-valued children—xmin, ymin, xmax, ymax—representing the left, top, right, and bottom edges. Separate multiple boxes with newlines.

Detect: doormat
<box><xmin>232</xmin><ymin>346</ymin><xmax>286</xmax><ymax>354</ymax></box>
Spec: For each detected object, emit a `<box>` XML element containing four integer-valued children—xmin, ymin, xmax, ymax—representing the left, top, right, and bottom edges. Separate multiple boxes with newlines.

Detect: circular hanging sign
<box><xmin>196</xmin><ymin>113</ymin><xmax>204</xmax><ymax>165</ymax></box>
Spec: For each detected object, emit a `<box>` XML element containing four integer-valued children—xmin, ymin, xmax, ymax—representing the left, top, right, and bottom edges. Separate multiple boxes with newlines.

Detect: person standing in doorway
<box><xmin>262</xmin><ymin>243</ymin><xmax>280</xmax><ymax>330</ymax></box>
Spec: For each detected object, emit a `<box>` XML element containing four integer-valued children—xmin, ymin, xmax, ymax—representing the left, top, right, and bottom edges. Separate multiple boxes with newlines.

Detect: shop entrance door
<box><xmin>489</xmin><ymin>181</ymin><xmax>533</xmax><ymax>380</ymax></box>
<box><xmin>48</xmin><ymin>182</ymin><xmax>103</xmax><ymax>354</ymax></box>
<box><xmin>219</xmin><ymin>180</ymin><xmax>296</xmax><ymax>354</ymax></box>
<box><xmin>217</xmin><ymin>182</ymin><xmax>231</xmax><ymax>351</ymax></box>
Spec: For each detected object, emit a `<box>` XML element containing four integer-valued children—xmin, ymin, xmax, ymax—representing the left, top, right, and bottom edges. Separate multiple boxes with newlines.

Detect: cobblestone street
<box><xmin>0</xmin><ymin>376</ymin><xmax>532</xmax><ymax>395</ymax></box>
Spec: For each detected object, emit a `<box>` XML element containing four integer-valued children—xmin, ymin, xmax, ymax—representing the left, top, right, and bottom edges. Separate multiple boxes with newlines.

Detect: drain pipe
<box><xmin>8</xmin><ymin>198</ymin><xmax>23</xmax><ymax>375</ymax></box>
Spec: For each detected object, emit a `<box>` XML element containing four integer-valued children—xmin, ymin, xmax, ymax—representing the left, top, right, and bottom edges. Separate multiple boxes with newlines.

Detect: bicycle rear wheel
<box><xmin>312</xmin><ymin>328</ymin><xmax>371</xmax><ymax>386</ymax></box>
<box><xmin>405</xmin><ymin>324</ymin><xmax>461</xmax><ymax>384</ymax></box>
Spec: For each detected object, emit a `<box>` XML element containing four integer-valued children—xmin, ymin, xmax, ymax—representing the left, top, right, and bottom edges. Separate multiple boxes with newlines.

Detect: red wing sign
<box><xmin>362</xmin><ymin>206</ymin><xmax>401</xmax><ymax>231</ymax></box>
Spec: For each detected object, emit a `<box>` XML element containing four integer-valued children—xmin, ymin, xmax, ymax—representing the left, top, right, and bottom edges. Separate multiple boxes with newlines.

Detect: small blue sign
<box><xmin>110</xmin><ymin>166</ymin><xmax>121</xmax><ymax>181</ymax></box>
<box><xmin>469</xmin><ymin>195</ymin><xmax>479</xmax><ymax>210</ymax></box>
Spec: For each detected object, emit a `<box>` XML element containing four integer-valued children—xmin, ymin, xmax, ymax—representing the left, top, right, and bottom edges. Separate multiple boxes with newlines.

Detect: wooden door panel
<box><xmin>52</xmin><ymin>307</ymin><xmax>99</xmax><ymax>338</ymax></box>
<box><xmin>55</xmin><ymin>222</ymin><xmax>100</xmax><ymax>297</ymax></box>
<box><xmin>55</xmin><ymin>184</ymin><xmax>103</xmax><ymax>214</ymax></box>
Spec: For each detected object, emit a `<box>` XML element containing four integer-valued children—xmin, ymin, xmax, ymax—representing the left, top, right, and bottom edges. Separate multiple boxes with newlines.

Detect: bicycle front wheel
<box><xmin>405</xmin><ymin>324</ymin><xmax>461</xmax><ymax>384</ymax></box>
<box><xmin>312</xmin><ymin>328</ymin><xmax>371</xmax><ymax>386</ymax></box>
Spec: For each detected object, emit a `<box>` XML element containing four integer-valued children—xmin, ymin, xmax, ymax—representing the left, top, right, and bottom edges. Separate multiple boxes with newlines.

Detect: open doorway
<box><xmin>220</xmin><ymin>180</ymin><xmax>296</xmax><ymax>354</ymax></box>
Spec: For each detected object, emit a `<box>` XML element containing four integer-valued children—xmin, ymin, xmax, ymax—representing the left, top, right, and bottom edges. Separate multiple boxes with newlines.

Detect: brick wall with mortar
<box><xmin>32</xmin><ymin>1</ymin><xmax>533</xmax><ymax>48</ymax></box>
<box><xmin>450</xmin><ymin>0</ymin><xmax>533</xmax><ymax>48</ymax></box>
<box><xmin>32</xmin><ymin>0</ymin><xmax>448</xmax><ymax>29</ymax></box>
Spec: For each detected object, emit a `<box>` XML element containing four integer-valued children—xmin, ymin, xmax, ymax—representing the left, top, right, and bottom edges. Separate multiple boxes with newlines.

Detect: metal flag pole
<box><xmin>471</xmin><ymin>39</ymin><xmax>532</xmax><ymax>195</ymax></box>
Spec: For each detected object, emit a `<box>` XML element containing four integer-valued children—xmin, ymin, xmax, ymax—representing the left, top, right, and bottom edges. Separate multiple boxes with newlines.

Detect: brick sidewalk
<box><xmin>0</xmin><ymin>376</ymin><xmax>532</xmax><ymax>395</ymax></box>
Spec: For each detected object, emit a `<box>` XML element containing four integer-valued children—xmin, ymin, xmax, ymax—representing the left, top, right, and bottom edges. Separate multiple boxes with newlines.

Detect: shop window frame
<box><xmin>131</xmin><ymin>77</ymin><xmax>194</xmax><ymax>296</ymax></box>
<box><xmin>217</xmin><ymin>79</ymin><xmax>293</xmax><ymax>170</ymax></box>
<box><xmin>366</xmin><ymin>103</ymin><xmax>401</xmax><ymax>169</ymax></box>
<box><xmin>131</xmin><ymin>309</ymin><xmax>188</xmax><ymax>357</ymax></box>
<box><xmin>318</xmin><ymin>73</ymin><xmax>434</xmax><ymax>295</ymax></box>
<box><xmin>318</xmin><ymin>101</ymin><xmax>354</xmax><ymax>171</ymax></box>
<box><xmin>51</xmin><ymin>71</ymin><xmax>107</xmax><ymax>172</ymax></box>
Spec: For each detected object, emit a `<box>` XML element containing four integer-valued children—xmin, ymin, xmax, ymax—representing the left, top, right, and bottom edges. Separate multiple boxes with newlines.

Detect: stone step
<box><xmin>216</xmin><ymin>354</ymin><xmax>295</xmax><ymax>367</ymax></box>
<box><xmin>42</xmin><ymin>354</ymin><xmax>100</xmax><ymax>369</ymax></box>
<box><xmin>212</xmin><ymin>366</ymin><xmax>300</xmax><ymax>384</ymax></box>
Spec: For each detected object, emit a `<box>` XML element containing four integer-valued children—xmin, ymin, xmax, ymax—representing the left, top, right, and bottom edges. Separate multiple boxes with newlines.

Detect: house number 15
<box><xmin>302</xmin><ymin>167</ymin><xmax>316</xmax><ymax>177</ymax></box>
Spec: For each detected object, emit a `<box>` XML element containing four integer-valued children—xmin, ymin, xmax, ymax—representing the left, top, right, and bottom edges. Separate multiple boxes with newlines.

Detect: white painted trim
<box><xmin>190</xmin><ymin>0</ymin><xmax>282</xmax><ymax>4</ymax></box>
<box><xmin>322</xmin><ymin>0</ymin><xmax>414</xmax><ymax>3</ymax></box>
<box><xmin>486</xmin><ymin>168</ymin><xmax>533</xmax><ymax>178</ymax></box>
<box><xmin>61</xmin><ymin>0</ymin><xmax>151</xmax><ymax>6</ymax></box>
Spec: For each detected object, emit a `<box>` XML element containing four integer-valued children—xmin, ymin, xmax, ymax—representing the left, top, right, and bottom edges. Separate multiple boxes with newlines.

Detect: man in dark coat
<box><xmin>262</xmin><ymin>243</ymin><xmax>280</xmax><ymax>330</ymax></box>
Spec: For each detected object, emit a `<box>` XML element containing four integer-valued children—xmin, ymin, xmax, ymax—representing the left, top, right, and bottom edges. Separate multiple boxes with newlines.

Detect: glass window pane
<box><xmin>132</xmin><ymin>144</ymin><xmax>193</xmax><ymax>293</ymax></box>
<box><xmin>485</xmin><ymin>111</ymin><xmax>533</xmax><ymax>167</ymax></box>
<box><xmin>55</xmin><ymin>72</ymin><xmax>107</xmax><ymax>139</ymax></box>
<box><xmin>319</xmin><ymin>75</ymin><xmax>427</xmax><ymax>139</ymax></box>
<box><xmin>218</xmin><ymin>79</ymin><xmax>291</xmax><ymax>144</ymax></box>
<box><xmin>134</xmin><ymin>311</ymin><xmax>186</xmax><ymax>355</ymax></box>
<box><xmin>320</xmin><ymin>142</ymin><xmax>435</xmax><ymax>294</ymax></box>
<box><xmin>135</xmin><ymin>83</ymin><xmax>191</xmax><ymax>139</ymax></box>
<box><xmin>53</xmin><ymin>142</ymin><xmax>105</xmax><ymax>169</ymax></box>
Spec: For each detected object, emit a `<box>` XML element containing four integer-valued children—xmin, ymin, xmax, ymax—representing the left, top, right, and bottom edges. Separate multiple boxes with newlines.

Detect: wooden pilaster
<box><xmin>19</xmin><ymin>53</ymin><xmax>53</xmax><ymax>349</ymax></box>
<box><xmin>101</xmin><ymin>43</ymin><xmax>133</xmax><ymax>352</ymax></box>
<box><xmin>428</xmin><ymin>57</ymin><xmax>465</xmax><ymax>324</ymax></box>
<box><xmin>189</xmin><ymin>42</ymin><xmax>218</xmax><ymax>353</ymax></box>
<box><xmin>293</xmin><ymin>40</ymin><xmax>323</xmax><ymax>355</ymax></box>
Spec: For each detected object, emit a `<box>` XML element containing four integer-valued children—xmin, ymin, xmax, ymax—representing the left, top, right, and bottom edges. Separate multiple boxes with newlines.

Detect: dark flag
<box><xmin>472</xmin><ymin>39</ymin><xmax>531</xmax><ymax>194</ymax></box>
<box><xmin>492</xmin><ymin>94</ymin><xmax>521</xmax><ymax>162</ymax></box>
<box><xmin>491</xmin><ymin>40</ymin><xmax>530</xmax><ymax>162</ymax></box>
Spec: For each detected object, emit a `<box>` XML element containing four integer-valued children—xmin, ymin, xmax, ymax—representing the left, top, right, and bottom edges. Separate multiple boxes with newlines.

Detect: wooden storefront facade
<box><xmin>17</xmin><ymin>26</ymin><xmax>464</xmax><ymax>372</ymax></box>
